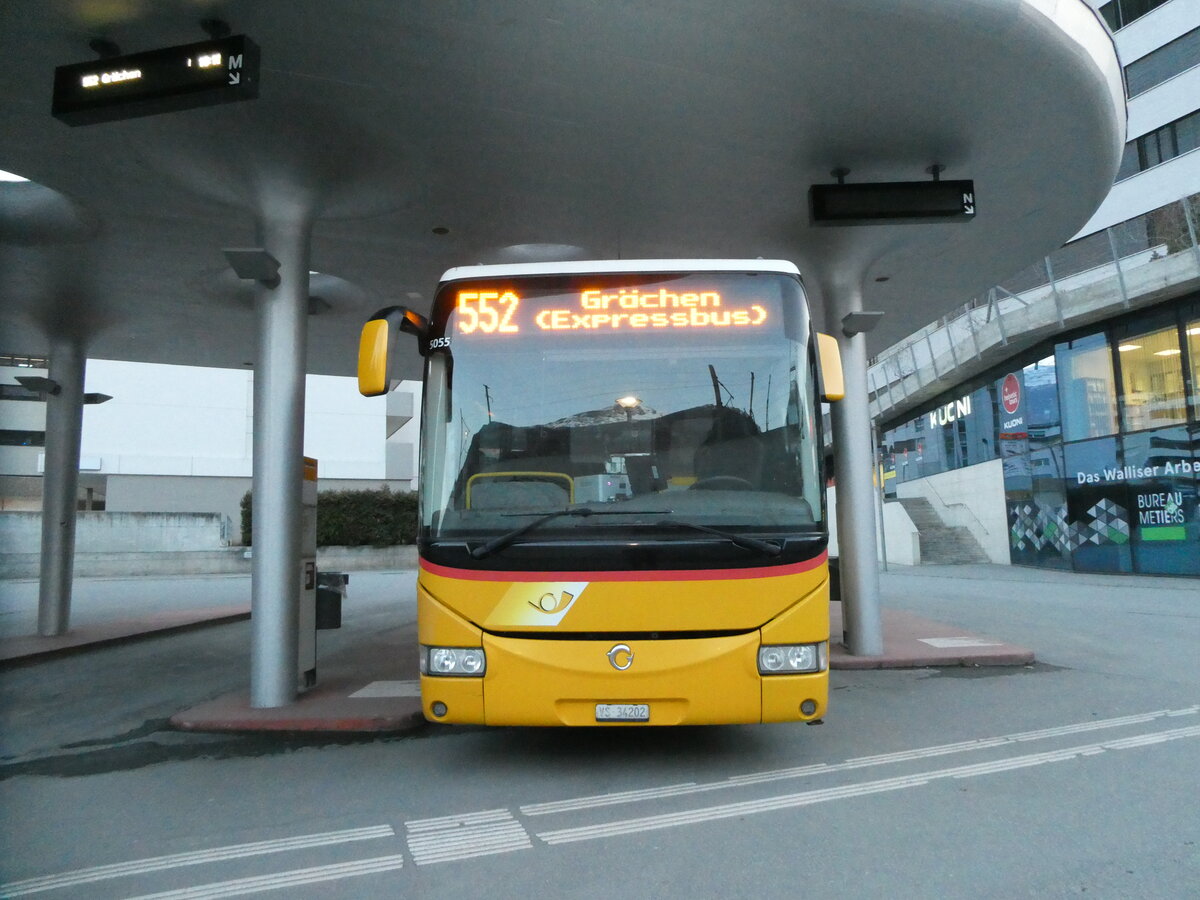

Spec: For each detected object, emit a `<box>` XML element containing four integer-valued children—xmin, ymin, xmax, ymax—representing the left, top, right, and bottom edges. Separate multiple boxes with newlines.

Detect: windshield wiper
<box><xmin>654</xmin><ymin>519</ymin><xmax>782</xmax><ymax>557</ymax></box>
<box><xmin>471</xmin><ymin>508</ymin><xmax>594</xmax><ymax>558</ymax></box>
<box><xmin>470</xmin><ymin>511</ymin><xmax>614</xmax><ymax>561</ymax></box>
<box><xmin>470</xmin><ymin>507</ymin><xmax>674</xmax><ymax>559</ymax></box>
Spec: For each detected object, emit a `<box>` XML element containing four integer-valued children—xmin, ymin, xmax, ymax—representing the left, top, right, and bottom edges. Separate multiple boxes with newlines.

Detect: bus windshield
<box><xmin>418</xmin><ymin>270</ymin><xmax>823</xmax><ymax>552</ymax></box>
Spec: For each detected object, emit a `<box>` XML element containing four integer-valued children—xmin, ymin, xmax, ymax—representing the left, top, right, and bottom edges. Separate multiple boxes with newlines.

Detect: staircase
<box><xmin>896</xmin><ymin>497</ymin><xmax>990</xmax><ymax>564</ymax></box>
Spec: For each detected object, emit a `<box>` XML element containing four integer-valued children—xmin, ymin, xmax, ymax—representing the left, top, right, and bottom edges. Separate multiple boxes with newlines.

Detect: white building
<box><xmin>0</xmin><ymin>357</ymin><xmax>420</xmax><ymax>542</ymax></box>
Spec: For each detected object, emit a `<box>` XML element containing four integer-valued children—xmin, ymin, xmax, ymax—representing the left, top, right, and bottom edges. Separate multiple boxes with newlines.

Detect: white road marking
<box><xmin>8</xmin><ymin>705</ymin><xmax>1197</xmax><ymax>896</ymax></box>
<box><xmin>536</xmin><ymin>723</ymin><xmax>1200</xmax><ymax>845</ymax></box>
<box><xmin>348</xmin><ymin>680</ymin><xmax>421</xmax><ymax>698</ymax></box>
<box><xmin>520</xmin><ymin>782</ymin><xmax>705</xmax><ymax>816</ymax></box>
<box><xmin>0</xmin><ymin>825</ymin><xmax>395</xmax><ymax>897</ymax></box>
<box><xmin>406</xmin><ymin>809</ymin><xmax>531</xmax><ymax>865</ymax></box>
<box><xmin>520</xmin><ymin>704</ymin><xmax>1200</xmax><ymax>816</ymax></box>
<box><xmin>124</xmin><ymin>854</ymin><xmax>406</xmax><ymax>899</ymax></box>
<box><xmin>918</xmin><ymin>637</ymin><xmax>1002</xmax><ymax>648</ymax></box>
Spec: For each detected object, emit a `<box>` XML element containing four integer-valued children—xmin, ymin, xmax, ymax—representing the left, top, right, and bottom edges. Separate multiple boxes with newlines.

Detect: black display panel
<box><xmin>810</xmin><ymin>180</ymin><xmax>976</xmax><ymax>225</ymax></box>
<box><xmin>52</xmin><ymin>35</ymin><xmax>259</xmax><ymax>126</ymax></box>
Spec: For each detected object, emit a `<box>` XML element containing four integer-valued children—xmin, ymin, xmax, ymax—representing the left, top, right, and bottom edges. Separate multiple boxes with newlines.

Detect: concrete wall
<box><xmin>895</xmin><ymin>457</ymin><xmax>1011</xmax><ymax>564</ymax></box>
<box><xmin>826</xmin><ymin>486</ymin><xmax>921</xmax><ymax>567</ymax></box>
<box><xmin>106</xmin><ymin>474</ymin><xmax>413</xmax><ymax>544</ymax></box>
<box><xmin>105</xmin><ymin>475</ymin><xmax>251</xmax><ymax>534</ymax></box>
<box><xmin>0</xmin><ymin>544</ymin><xmax>418</xmax><ymax>579</ymax></box>
<box><xmin>0</xmin><ymin>511</ymin><xmax>230</xmax><ymax>554</ymax></box>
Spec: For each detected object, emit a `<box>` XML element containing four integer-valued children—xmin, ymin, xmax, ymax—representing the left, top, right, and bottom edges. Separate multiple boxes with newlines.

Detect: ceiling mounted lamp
<box><xmin>15</xmin><ymin>375</ymin><xmax>60</xmax><ymax>396</ymax></box>
<box><xmin>223</xmin><ymin>248</ymin><xmax>280</xmax><ymax>287</ymax></box>
<box><xmin>13</xmin><ymin>376</ymin><xmax>110</xmax><ymax>403</ymax></box>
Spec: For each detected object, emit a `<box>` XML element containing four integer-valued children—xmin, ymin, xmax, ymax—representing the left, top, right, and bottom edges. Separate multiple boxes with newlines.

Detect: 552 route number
<box><xmin>456</xmin><ymin>291</ymin><xmax>520</xmax><ymax>335</ymax></box>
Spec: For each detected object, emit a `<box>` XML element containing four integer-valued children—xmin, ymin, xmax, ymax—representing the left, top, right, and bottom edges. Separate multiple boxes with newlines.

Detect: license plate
<box><xmin>596</xmin><ymin>703</ymin><xmax>650</xmax><ymax>722</ymax></box>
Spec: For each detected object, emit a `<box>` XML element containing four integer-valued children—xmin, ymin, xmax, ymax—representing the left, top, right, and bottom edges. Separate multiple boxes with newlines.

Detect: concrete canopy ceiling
<box><xmin>0</xmin><ymin>0</ymin><xmax>1124</xmax><ymax>381</ymax></box>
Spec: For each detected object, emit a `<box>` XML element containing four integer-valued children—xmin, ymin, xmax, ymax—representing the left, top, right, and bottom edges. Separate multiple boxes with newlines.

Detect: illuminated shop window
<box><xmin>1116</xmin><ymin>324</ymin><xmax>1187</xmax><ymax>432</ymax></box>
<box><xmin>1057</xmin><ymin>333</ymin><xmax>1119</xmax><ymax>442</ymax></box>
<box><xmin>1187</xmin><ymin>317</ymin><xmax>1200</xmax><ymax>420</ymax></box>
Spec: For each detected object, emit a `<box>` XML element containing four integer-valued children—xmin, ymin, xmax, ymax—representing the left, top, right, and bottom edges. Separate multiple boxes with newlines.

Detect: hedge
<box><xmin>241</xmin><ymin>488</ymin><xmax>418</xmax><ymax>547</ymax></box>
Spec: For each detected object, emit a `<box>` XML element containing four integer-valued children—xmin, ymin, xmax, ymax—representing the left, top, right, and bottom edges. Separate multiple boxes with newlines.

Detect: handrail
<box><xmin>869</xmin><ymin>191</ymin><xmax>1200</xmax><ymax>420</ymax></box>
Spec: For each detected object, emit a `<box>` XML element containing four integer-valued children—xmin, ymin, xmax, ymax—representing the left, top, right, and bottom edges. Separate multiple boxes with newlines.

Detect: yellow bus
<box><xmin>359</xmin><ymin>260</ymin><xmax>843</xmax><ymax>726</ymax></box>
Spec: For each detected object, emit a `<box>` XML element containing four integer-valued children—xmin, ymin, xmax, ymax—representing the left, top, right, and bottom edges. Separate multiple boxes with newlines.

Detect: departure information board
<box><xmin>811</xmin><ymin>179</ymin><xmax>975</xmax><ymax>225</ymax></box>
<box><xmin>52</xmin><ymin>35</ymin><xmax>259</xmax><ymax>126</ymax></box>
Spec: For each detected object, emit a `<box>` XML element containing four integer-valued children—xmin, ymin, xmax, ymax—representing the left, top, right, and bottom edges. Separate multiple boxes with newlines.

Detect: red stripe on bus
<box><xmin>419</xmin><ymin>550</ymin><xmax>827</xmax><ymax>583</ymax></box>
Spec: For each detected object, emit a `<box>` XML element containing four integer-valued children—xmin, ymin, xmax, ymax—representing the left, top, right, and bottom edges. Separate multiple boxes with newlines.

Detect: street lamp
<box><xmin>616</xmin><ymin>395</ymin><xmax>640</xmax><ymax>421</ymax></box>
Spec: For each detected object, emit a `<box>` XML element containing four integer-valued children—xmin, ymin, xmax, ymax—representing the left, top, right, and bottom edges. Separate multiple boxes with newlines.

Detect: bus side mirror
<box><xmin>815</xmin><ymin>333</ymin><xmax>844</xmax><ymax>402</ymax></box>
<box><xmin>358</xmin><ymin>305</ymin><xmax>430</xmax><ymax>397</ymax></box>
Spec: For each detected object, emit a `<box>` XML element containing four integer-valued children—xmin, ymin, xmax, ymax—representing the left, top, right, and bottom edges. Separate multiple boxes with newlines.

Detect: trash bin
<box><xmin>316</xmin><ymin>571</ymin><xmax>348</xmax><ymax>630</ymax></box>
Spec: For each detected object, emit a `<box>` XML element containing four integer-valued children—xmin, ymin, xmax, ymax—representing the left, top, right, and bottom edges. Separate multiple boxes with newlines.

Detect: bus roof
<box><xmin>439</xmin><ymin>259</ymin><xmax>802</xmax><ymax>283</ymax></box>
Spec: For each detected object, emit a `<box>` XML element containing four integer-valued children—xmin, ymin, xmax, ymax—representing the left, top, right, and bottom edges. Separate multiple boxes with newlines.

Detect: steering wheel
<box><xmin>689</xmin><ymin>476</ymin><xmax>755</xmax><ymax>491</ymax></box>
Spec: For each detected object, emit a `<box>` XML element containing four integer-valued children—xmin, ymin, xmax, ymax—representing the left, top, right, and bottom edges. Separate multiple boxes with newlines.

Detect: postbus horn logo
<box><xmin>530</xmin><ymin>590</ymin><xmax>574</xmax><ymax>614</ymax></box>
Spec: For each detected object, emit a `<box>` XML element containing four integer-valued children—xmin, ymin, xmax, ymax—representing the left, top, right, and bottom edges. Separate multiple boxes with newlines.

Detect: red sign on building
<box><xmin>1001</xmin><ymin>373</ymin><xmax>1021</xmax><ymax>415</ymax></box>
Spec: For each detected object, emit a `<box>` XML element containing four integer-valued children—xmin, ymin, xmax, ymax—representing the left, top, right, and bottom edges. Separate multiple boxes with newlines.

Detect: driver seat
<box><xmin>693</xmin><ymin>435</ymin><xmax>763</xmax><ymax>488</ymax></box>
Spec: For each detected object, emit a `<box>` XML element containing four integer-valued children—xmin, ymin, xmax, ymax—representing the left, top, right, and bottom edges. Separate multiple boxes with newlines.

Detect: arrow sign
<box><xmin>229</xmin><ymin>72</ymin><xmax>241</xmax><ymax>86</ymax></box>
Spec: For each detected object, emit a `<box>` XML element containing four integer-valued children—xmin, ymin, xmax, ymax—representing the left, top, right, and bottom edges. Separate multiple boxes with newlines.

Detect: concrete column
<box><xmin>37</xmin><ymin>335</ymin><xmax>86</xmax><ymax>636</ymax></box>
<box><xmin>250</xmin><ymin>213</ymin><xmax>312</xmax><ymax>708</ymax></box>
<box><xmin>824</xmin><ymin>278</ymin><xmax>884</xmax><ymax>656</ymax></box>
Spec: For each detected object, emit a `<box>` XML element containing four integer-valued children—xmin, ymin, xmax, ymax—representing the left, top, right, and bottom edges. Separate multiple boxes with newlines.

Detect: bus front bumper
<box><xmin>419</xmin><ymin>632</ymin><xmax>827</xmax><ymax>726</ymax></box>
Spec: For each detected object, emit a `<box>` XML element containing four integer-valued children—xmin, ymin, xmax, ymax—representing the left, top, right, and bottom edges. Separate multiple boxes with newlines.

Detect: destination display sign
<box><xmin>811</xmin><ymin>179</ymin><xmax>976</xmax><ymax>225</ymax></box>
<box><xmin>452</xmin><ymin>287</ymin><xmax>770</xmax><ymax>336</ymax></box>
<box><xmin>52</xmin><ymin>35</ymin><xmax>260</xmax><ymax>126</ymax></box>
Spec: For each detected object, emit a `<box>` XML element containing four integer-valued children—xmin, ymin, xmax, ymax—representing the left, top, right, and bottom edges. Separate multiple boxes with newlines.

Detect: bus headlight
<box><xmin>420</xmin><ymin>645</ymin><xmax>486</xmax><ymax>676</ymax></box>
<box><xmin>758</xmin><ymin>642</ymin><xmax>827</xmax><ymax>674</ymax></box>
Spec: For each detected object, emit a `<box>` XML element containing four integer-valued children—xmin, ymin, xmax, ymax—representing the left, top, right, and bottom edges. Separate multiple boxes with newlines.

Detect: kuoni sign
<box><xmin>928</xmin><ymin>395</ymin><xmax>972</xmax><ymax>428</ymax></box>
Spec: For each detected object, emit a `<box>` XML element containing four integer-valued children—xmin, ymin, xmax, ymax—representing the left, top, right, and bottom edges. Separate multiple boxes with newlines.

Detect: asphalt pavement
<box><xmin>1</xmin><ymin>563</ymin><xmax>1196</xmax><ymax>898</ymax></box>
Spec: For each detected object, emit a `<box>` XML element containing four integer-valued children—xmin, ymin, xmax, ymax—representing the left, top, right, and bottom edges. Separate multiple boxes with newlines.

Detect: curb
<box><xmin>170</xmin><ymin>710</ymin><xmax>428</xmax><ymax>734</ymax></box>
<box><xmin>0</xmin><ymin>607</ymin><xmax>251</xmax><ymax>667</ymax></box>
<box><xmin>830</xmin><ymin>647</ymin><xmax>1035</xmax><ymax>669</ymax></box>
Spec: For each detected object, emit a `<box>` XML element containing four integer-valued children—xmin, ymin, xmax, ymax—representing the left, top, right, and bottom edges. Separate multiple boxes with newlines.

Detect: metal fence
<box><xmin>868</xmin><ymin>191</ymin><xmax>1200</xmax><ymax>421</ymax></box>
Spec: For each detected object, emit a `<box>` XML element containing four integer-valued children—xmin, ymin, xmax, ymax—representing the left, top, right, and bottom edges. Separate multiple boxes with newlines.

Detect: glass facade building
<box><xmin>880</xmin><ymin>294</ymin><xmax>1200</xmax><ymax>576</ymax></box>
